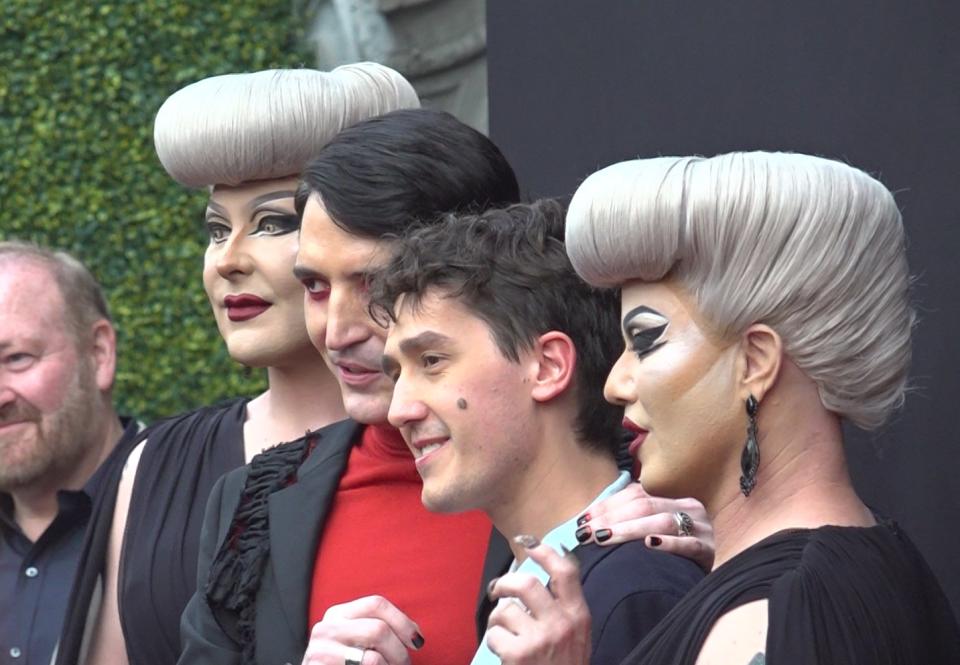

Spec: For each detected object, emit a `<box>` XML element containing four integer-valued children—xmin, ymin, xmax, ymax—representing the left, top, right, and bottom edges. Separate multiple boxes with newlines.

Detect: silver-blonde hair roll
<box><xmin>566</xmin><ymin>152</ymin><xmax>913</xmax><ymax>430</ymax></box>
<box><xmin>153</xmin><ymin>62</ymin><xmax>420</xmax><ymax>187</ymax></box>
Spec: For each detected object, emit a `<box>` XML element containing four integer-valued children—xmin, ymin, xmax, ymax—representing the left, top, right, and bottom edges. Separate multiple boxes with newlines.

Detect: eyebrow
<box><xmin>249</xmin><ymin>190</ymin><xmax>297</xmax><ymax>208</ymax></box>
<box><xmin>204</xmin><ymin>191</ymin><xmax>297</xmax><ymax>217</ymax></box>
<box><xmin>292</xmin><ymin>264</ymin><xmax>323</xmax><ymax>281</ymax></box>
<box><xmin>398</xmin><ymin>330</ymin><xmax>455</xmax><ymax>356</ymax></box>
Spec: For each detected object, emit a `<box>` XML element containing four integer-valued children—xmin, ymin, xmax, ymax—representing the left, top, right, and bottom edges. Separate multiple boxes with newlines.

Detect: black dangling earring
<box><xmin>739</xmin><ymin>395</ymin><xmax>760</xmax><ymax>497</ymax></box>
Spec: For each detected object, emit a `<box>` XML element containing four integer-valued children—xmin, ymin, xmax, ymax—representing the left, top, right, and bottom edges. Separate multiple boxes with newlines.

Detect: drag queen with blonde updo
<box><xmin>57</xmin><ymin>63</ymin><xmax>418</xmax><ymax>665</ymax></box>
<box><xmin>481</xmin><ymin>152</ymin><xmax>960</xmax><ymax>664</ymax></box>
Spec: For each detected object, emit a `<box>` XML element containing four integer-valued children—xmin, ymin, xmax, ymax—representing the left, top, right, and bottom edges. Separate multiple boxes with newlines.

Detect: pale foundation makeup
<box><xmin>201</xmin><ymin>176</ymin><xmax>314</xmax><ymax>368</ymax></box>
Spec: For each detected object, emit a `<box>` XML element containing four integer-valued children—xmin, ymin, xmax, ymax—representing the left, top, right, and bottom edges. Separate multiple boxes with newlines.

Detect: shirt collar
<box><xmin>510</xmin><ymin>470</ymin><xmax>633</xmax><ymax>579</ymax></box>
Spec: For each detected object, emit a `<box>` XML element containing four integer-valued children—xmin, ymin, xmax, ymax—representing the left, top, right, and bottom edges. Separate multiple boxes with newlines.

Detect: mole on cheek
<box><xmin>457</xmin><ymin>398</ymin><xmax>468</xmax><ymax>410</ymax></box>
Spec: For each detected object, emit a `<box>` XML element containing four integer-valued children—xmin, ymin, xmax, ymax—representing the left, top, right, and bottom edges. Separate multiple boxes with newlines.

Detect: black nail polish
<box><xmin>575</xmin><ymin>525</ymin><xmax>591</xmax><ymax>543</ymax></box>
<box><xmin>486</xmin><ymin>576</ymin><xmax>500</xmax><ymax>596</ymax></box>
<box><xmin>576</xmin><ymin>512</ymin><xmax>591</xmax><ymax>527</ymax></box>
<box><xmin>649</xmin><ymin>535</ymin><xmax>662</xmax><ymax>547</ymax></box>
<box><xmin>595</xmin><ymin>528</ymin><xmax>612</xmax><ymax>543</ymax></box>
<box><xmin>412</xmin><ymin>632</ymin><xmax>425</xmax><ymax>649</ymax></box>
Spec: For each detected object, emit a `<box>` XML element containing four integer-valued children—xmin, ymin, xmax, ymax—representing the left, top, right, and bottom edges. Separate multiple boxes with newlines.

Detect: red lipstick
<box><xmin>224</xmin><ymin>294</ymin><xmax>271</xmax><ymax>322</ymax></box>
<box><xmin>622</xmin><ymin>417</ymin><xmax>649</xmax><ymax>459</ymax></box>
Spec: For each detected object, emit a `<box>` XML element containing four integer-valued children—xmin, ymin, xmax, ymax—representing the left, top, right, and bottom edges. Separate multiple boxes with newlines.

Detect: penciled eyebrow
<box><xmin>247</xmin><ymin>190</ymin><xmax>297</xmax><ymax>208</ymax></box>
<box><xmin>205</xmin><ymin>191</ymin><xmax>297</xmax><ymax>219</ymax></box>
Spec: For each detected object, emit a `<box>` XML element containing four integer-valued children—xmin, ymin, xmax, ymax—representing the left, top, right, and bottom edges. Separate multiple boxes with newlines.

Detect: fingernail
<box><xmin>576</xmin><ymin>512</ymin><xmax>591</xmax><ymax>526</ymax></box>
<box><xmin>575</xmin><ymin>525</ymin><xmax>591</xmax><ymax>543</ymax></box>
<box><xmin>648</xmin><ymin>535</ymin><xmax>662</xmax><ymax>547</ymax></box>
<box><xmin>486</xmin><ymin>576</ymin><xmax>500</xmax><ymax>596</ymax></box>
<box><xmin>412</xmin><ymin>632</ymin><xmax>425</xmax><ymax>649</ymax></box>
<box><xmin>560</xmin><ymin>544</ymin><xmax>573</xmax><ymax>557</ymax></box>
<box><xmin>595</xmin><ymin>528</ymin><xmax>612</xmax><ymax>543</ymax></box>
<box><xmin>514</xmin><ymin>534</ymin><xmax>540</xmax><ymax>549</ymax></box>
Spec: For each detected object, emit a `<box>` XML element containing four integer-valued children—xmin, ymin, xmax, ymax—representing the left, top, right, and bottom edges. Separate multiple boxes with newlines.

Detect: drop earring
<box><xmin>739</xmin><ymin>395</ymin><xmax>760</xmax><ymax>496</ymax></box>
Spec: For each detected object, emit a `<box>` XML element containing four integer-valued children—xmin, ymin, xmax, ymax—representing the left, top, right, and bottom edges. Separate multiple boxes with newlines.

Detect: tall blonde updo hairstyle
<box><xmin>566</xmin><ymin>152</ymin><xmax>914</xmax><ymax>430</ymax></box>
<box><xmin>153</xmin><ymin>62</ymin><xmax>419</xmax><ymax>187</ymax></box>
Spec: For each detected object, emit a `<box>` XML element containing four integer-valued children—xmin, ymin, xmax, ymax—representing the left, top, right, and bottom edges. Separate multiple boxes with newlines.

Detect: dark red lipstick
<box><xmin>224</xmin><ymin>294</ymin><xmax>271</xmax><ymax>322</ymax></box>
<box><xmin>622</xmin><ymin>417</ymin><xmax>649</xmax><ymax>459</ymax></box>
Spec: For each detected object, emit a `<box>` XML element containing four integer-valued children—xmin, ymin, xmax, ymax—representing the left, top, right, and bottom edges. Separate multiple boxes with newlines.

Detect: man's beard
<box><xmin>0</xmin><ymin>358</ymin><xmax>99</xmax><ymax>491</ymax></box>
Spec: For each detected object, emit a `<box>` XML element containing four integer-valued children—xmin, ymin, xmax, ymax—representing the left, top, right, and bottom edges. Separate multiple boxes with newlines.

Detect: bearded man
<box><xmin>0</xmin><ymin>242</ymin><xmax>141</xmax><ymax>665</ymax></box>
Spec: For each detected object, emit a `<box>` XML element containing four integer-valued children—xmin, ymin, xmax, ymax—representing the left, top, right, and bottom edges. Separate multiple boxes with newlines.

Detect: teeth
<box><xmin>417</xmin><ymin>443</ymin><xmax>444</xmax><ymax>458</ymax></box>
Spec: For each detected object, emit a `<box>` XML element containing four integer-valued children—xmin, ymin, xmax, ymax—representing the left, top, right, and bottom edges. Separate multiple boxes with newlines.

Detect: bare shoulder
<box><xmin>694</xmin><ymin>599</ymin><xmax>768</xmax><ymax>665</ymax></box>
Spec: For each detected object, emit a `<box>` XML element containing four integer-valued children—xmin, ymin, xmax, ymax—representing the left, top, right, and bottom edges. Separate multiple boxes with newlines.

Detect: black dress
<box><xmin>620</xmin><ymin>520</ymin><xmax>960</xmax><ymax>664</ymax></box>
<box><xmin>116</xmin><ymin>398</ymin><xmax>250</xmax><ymax>665</ymax></box>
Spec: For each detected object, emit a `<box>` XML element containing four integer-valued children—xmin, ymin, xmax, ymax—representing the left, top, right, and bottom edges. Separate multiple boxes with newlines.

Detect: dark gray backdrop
<box><xmin>487</xmin><ymin>0</ymin><xmax>959</xmax><ymax>615</ymax></box>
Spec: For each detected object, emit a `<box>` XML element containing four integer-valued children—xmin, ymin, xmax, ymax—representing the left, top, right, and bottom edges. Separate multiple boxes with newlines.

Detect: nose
<box><xmin>324</xmin><ymin>286</ymin><xmax>372</xmax><ymax>353</ymax></box>
<box><xmin>0</xmin><ymin>377</ymin><xmax>16</xmax><ymax>412</ymax></box>
<box><xmin>388</xmin><ymin>375</ymin><xmax>429</xmax><ymax>429</ymax></box>
<box><xmin>603</xmin><ymin>351</ymin><xmax>635</xmax><ymax>406</ymax></box>
<box><xmin>215</xmin><ymin>233</ymin><xmax>254</xmax><ymax>279</ymax></box>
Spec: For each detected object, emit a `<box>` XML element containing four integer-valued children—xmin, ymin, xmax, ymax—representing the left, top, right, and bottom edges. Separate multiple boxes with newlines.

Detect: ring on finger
<box><xmin>673</xmin><ymin>511</ymin><xmax>694</xmax><ymax>537</ymax></box>
<box><xmin>344</xmin><ymin>646</ymin><xmax>366</xmax><ymax>665</ymax></box>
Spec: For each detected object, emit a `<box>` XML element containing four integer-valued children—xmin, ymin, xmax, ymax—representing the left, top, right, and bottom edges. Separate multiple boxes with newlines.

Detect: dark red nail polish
<box><xmin>595</xmin><ymin>528</ymin><xmax>612</xmax><ymax>543</ymax></box>
<box><xmin>576</xmin><ymin>512</ymin><xmax>591</xmax><ymax>526</ymax></box>
<box><xmin>575</xmin><ymin>525</ymin><xmax>591</xmax><ymax>543</ymax></box>
<box><xmin>412</xmin><ymin>632</ymin><xmax>425</xmax><ymax>649</ymax></box>
<box><xmin>649</xmin><ymin>535</ymin><xmax>662</xmax><ymax>547</ymax></box>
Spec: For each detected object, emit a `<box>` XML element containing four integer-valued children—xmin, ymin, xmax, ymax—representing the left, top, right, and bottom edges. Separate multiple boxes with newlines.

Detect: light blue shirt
<box><xmin>470</xmin><ymin>470</ymin><xmax>633</xmax><ymax>665</ymax></box>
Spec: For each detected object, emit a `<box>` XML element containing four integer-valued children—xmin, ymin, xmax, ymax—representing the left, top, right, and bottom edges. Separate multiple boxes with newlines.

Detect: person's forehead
<box><xmin>298</xmin><ymin>199</ymin><xmax>390</xmax><ymax>273</ymax></box>
<box><xmin>0</xmin><ymin>262</ymin><xmax>70</xmax><ymax>337</ymax></box>
<box><xmin>390</xmin><ymin>291</ymin><xmax>483</xmax><ymax>342</ymax></box>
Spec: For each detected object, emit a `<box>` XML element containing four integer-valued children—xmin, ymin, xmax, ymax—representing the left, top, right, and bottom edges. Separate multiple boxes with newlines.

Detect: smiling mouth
<box><xmin>411</xmin><ymin>438</ymin><xmax>449</xmax><ymax>465</ymax></box>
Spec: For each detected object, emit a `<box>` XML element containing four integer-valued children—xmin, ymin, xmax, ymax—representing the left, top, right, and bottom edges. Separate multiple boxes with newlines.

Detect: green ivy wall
<box><xmin>0</xmin><ymin>2</ymin><xmax>312</xmax><ymax>421</ymax></box>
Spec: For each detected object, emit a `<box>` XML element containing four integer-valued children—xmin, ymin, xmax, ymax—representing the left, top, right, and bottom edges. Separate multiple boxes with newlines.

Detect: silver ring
<box><xmin>344</xmin><ymin>646</ymin><xmax>366</xmax><ymax>665</ymax></box>
<box><xmin>673</xmin><ymin>511</ymin><xmax>694</xmax><ymax>537</ymax></box>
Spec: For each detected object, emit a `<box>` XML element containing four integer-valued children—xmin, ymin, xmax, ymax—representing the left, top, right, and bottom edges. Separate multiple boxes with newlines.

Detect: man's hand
<box><xmin>484</xmin><ymin>538</ymin><xmax>591</xmax><ymax>665</ymax></box>
<box><xmin>575</xmin><ymin>482</ymin><xmax>715</xmax><ymax>571</ymax></box>
<box><xmin>301</xmin><ymin>595</ymin><xmax>425</xmax><ymax>665</ymax></box>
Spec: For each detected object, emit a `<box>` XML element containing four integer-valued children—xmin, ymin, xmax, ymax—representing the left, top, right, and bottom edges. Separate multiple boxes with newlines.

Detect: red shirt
<box><xmin>309</xmin><ymin>425</ymin><xmax>492</xmax><ymax>664</ymax></box>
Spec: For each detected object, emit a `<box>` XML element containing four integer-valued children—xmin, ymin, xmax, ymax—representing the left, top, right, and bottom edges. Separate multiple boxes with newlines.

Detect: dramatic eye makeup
<box><xmin>622</xmin><ymin>305</ymin><xmax>669</xmax><ymax>358</ymax></box>
<box><xmin>253</xmin><ymin>212</ymin><xmax>299</xmax><ymax>236</ymax></box>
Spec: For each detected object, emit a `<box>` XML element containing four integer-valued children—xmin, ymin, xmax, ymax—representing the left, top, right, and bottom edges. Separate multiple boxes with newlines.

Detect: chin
<box><xmin>421</xmin><ymin>486</ymin><xmax>466</xmax><ymax>514</ymax></box>
<box><xmin>342</xmin><ymin>394</ymin><xmax>391</xmax><ymax>427</ymax></box>
<box><xmin>224</xmin><ymin>336</ymin><xmax>307</xmax><ymax>369</ymax></box>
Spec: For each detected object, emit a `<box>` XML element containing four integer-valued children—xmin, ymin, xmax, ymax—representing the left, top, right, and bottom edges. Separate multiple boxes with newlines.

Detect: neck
<box><xmin>244</xmin><ymin>356</ymin><xmax>345</xmax><ymax>458</ymax></box>
<box><xmin>11</xmin><ymin>406</ymin><xmax>123</xmax><ymax>542</ymax></box>
<box><xmin>708</xmin><ymin>410</ymin><xmax>874</xmax><ymax>569</ymax></box>
<box><xmin>487</xmin><ymin>419</ymin><xmax>620</xmax><ymax>562</ymax></box>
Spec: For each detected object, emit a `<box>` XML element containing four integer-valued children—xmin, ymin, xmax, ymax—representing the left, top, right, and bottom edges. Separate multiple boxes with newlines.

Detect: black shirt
<box><xmin>0</xmin><ymin>417</ymin><xmax>140</xmax><ymax>665</ymax></box>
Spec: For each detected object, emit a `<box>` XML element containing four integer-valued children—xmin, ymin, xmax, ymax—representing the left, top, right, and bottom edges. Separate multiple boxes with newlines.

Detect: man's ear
<box><xmin>529</xmin><ymin>331</ymin><xmax>577</xmax><ymax>403</ymax></box>
<box><xmin>737</xmin><ymin>323</ymin><xmax>782</xmax><ymax>402</ymax></box>
<box><xmin>88</xmin><ymin>319</ymin><xmax>117</xmax><ymax>392</ymax></box>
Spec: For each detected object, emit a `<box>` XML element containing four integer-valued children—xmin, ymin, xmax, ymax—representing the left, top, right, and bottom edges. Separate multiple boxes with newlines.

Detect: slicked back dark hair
<box><xmin>368</xmin><ymin>199</ymin><xmax>623</xmax><ymax>455</ymax></box>
<box><xmin>295</xmin><ymin>109</ymin><xmax>520</xmax><ymax>238</ymax></box>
